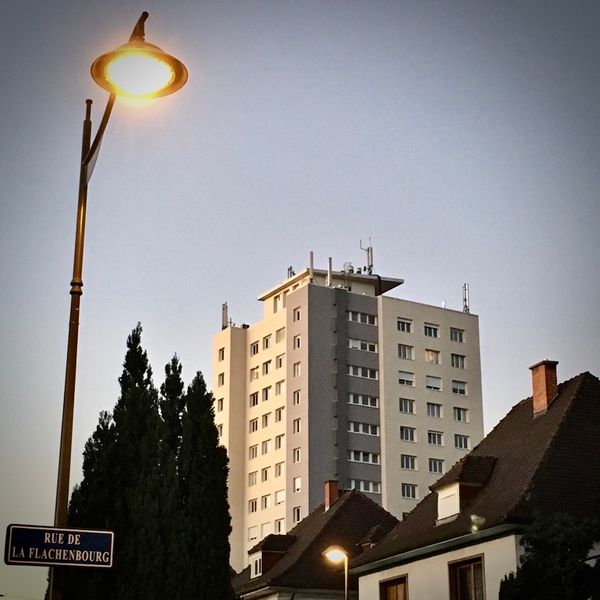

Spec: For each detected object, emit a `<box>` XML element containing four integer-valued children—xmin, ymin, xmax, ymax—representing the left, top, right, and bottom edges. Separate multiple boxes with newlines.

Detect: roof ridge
<box><xmin>507</xmin><ymin>372</ymin><xmax>588</xmax><ymax>520</ymax></box>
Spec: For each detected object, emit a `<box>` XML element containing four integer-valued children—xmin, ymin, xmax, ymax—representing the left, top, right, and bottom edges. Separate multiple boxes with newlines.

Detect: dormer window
<box><xmin>250</xmin><ymin>552</ymin><xmax>262</xmax><ymax>578</ymax></box>
<box><xmin>437</xmin><ymin>482</ymin><xmax>460</xmax><ymax>522</ymax></box>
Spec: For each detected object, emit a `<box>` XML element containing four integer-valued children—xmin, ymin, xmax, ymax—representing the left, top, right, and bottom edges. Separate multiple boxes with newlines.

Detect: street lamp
<box><xmin>50</xmin><ymin>11</ymin><xmax>186</xmax><ymax>600</ymax></box>
<box><xmin>323</xmin><ymin>545</ymin><xmax>349</xmax><ymax>600</ymax></box>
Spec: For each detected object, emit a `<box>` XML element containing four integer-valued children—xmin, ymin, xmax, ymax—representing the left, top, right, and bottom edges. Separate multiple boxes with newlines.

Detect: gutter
<box><xmin>351</xmin><ymin>523</ymin><xmax>524</xmax><ymax>576</ymax></box>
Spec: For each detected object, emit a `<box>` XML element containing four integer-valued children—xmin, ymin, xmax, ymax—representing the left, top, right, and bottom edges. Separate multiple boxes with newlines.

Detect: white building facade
<box><xmin>212</xmin><ymin>261</ymin><xmax>484</xmax><ymax>571</ymax></box>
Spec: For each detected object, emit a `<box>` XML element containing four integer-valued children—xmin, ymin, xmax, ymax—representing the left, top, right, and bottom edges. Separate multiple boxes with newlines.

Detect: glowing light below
<box><xmin>105</xmin><ymin>53</ymin><xmax>175</xmax><ymax>98</ymax></box>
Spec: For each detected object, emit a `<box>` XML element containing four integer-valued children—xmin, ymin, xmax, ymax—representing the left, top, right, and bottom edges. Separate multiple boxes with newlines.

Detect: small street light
<box><xmin>323</xmin><ymin>545</ymin><xmax>349</xmax><ymax>600</ymax></box>
<box><xmin>50</xmin><ymin>12</ymin><xmax>186</xmax><ymax>600</ymax></box>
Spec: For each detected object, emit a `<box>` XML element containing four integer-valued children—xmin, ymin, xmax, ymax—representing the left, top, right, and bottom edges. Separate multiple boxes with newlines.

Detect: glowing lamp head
<box><xmin>323</xmin><ymin>545</ymin><xmax>348</xmax><ymax>563</ymax></box>
<box><xmin>91</xmin><ymin>40</ymin><xmax>188</xmax><ymax>99</ymax></box>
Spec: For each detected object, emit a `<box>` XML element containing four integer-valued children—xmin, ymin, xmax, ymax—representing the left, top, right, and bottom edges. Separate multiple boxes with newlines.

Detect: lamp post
<box><xmin>323</xmin><ymin>545</ymin><xmax>349</xmax><ymax>600</ymax></box>
<box><xmin>50</xmin><ymin>12</ymin><xmax>187</xmax><ymax>600</ymax></box>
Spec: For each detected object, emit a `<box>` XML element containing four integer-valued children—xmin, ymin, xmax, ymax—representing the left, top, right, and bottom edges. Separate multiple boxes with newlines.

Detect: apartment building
<box><xmin>212</xmin><ymin>258</ymin><xmax>484</xmax><ymax>571</ymax></box>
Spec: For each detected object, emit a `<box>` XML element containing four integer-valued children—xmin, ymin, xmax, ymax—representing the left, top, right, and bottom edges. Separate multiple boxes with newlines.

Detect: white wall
<box><xmin>358</xmin><ymin>534</ymin><xmax>520</xmax><ymax>599</ymax></box>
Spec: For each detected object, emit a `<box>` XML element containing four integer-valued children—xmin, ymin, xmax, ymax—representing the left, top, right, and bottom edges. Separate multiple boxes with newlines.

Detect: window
<box><xmin>249</xmin><ymin>445</ymin><xmax>258</xmax><ymax>460</ymax></box>
<box><xmin>249</xmin><ymin>419</ymin><xmax>258</xmax><ymax>433</ymax></box>
<box><xmin>292</xmin><ymin>506</ymin><xmax>301</xmax><ymax>523</ymax></box>
<box><xmin>248</xmin><ymin>471</ymin><xmax>257</xmax><ymax>485</ymax></box>
<box><xmin>293</xmin><ymin>335</ymin><xmax>302</xmax><ymax>349</ymax></box>
<box><xmin>251</xmin><ymin>556</ymin><xmax>262</xmax><ymax>578</ymax></box>
<box><xmin>349</xmin><ymin>393</ymin><xmax>379</xmax><ymax>407</ymax></box>
<box><xmin>425</xmin><ymin>349</ymin><xmax>440</xmax><ymax>364</ymax></box>
<box><xmin>348</xmin><ymin>364</ymin><xmax>379</xmax><ymax>379</ymax></box>
<box><xmin>262</xmin><ymin>360</ymin><xmax>272</xmax><ymax>375</ymax></box>
<box><xmin>250</xmin><ymin>366</ymin><xmax>259</xmax><ymax>381</ymax></box>
<box><xmin>348</xmin><ymin>311</ymin><xmax>377</xmax><ymax>325</ymax></box>
<box><xmin>454</xmin><ymin>407</ymin><xmax>469</xmax><ymax>422</ymax></box>
<box><xmin>293</xmin><ymin>362</ymin><xmax>302</xmax><ymax>377</ymax></box>
<box><xmin>262</xmin><ymin>386</ymin><xmax>271</xmax><ymax>402</ymax></box>
<box><xmin>429</xmin><ymin>458</ymin><xmax>444</xmax><ymax>474</ymax></box>
<box><xmin>427</xmin><ymin>402</ymin><xmax>442</xmax><ymax>418</ymax></box>
<box><xmin>426</xmin><ymin>376</ymin><xmax>442</xmax><ymax>391</ymax></box>
<box><xmin>293</xmin><ymin>418</ymin><xmax>301</xmax><ymax>434</ymax></box>
<box><xmin>400</xmin><ymin>426</ymin><xmax>416</xmax><ymax>442</ymax></box>
<box><xmin>349</xmin><ymin>338</ymin><xmax>378</xmax><ymax>352</ymax></box>
<box><xmin>248</xmin><ymin>526</ymin><xmax>258</xmax><ymax>542</ymax></box>
<box><xmin>248</xmin><ymin>499</ymin><xmax>257</xmax><ymax>513</ymax></box>
<box><xmin>261</xmin><ymin>439</ymin><xmax>271</xmax><ymax>455</ymax></box>
<box><xmin>275</xmin><ymin>489</ymin><xmax>285</xmax><ymax>505</ymax></box>
<box><xmin>249</xmin><ymin>392</ymin><xmax>259</xmax><ymax>407</ymax></box>
<box><xmin>424</xmin><ymin>323</ymin><xmax>439</xmax><ymax>338</ymax></box>
<box><xmin>348</xmin><ymin>421</ymin><xmax>380</xmax><ymax>436</ymax></box>
<box><xmin>275</xmin><ymin>406</ymin><xmax>284</xmax><ymax>422</ymax></box>
<box><xmin>397</xmin><ymin>318</ymin><xmax>412</xmax><ymax>333</ymax></box>
<box><xmin>401</xmin><ymin>454</ymin><xmax>416</xmax><ymax>470</ymax></box>
<box><xmin>380</xmin><ymin>575</ymin><xmax>408</xmax><ymax>600</ymax></box>
<box><xmin>275</xmin><ymin>380</ymin><xmax>285</xmax><ymax>396</ymax></box>
<box><xmin>401</xmin><ymin>483</ymin><xmax>417</xmax><ymax>499</ymax></box>
<box><xmin>450</xmin><ymin>328</ymin><xmax>464</xmax><ymax>343</ymax></box>
<box><xmin>398</xmin><ymin>371</ymin><xmax>414</xmax><ymax>386</ymax></box>
<box><xmin>275</xmin><ymin>462</ymin><xmax>284</xmax><ymax>477</ymax></box>
<box><xmin>451</xmin><ymin>354</ymin><xmax>466</xmax><ymax>369</ymax></box>
<box><xmin>261</xmin><ymin>494</ymin><xmax>271</xmax><ymax>510</ymax></box>
<box><xmin>293</xmin><ymin>476</ymin><xmax>302</xmax><ymax>493</ymax></box>
<box><xmin>218</xmin><ymin>347</ymin><xmax>225</xmax><ymax>361</ymax></box>
<box><xmin>276</xmin><ymin>354</ymin><xmax>285</xmax><ymax>369</ymax></box>
<box><xmin>428</xmin><ymin>430</ymin><xmax>443</xmax><ymax>445</ymax></box>
<box><xmin>398</xmin><ymin>344</ymin><xmax>414</xmax><ymax>360</ymax></box>
<box><xmin>293</xmin><ymin>307</ymin><xmax>301</xmax><ymax>322</ymax></box>
<box><xmin>275</xmin><ymin>433</ymin><xmax>285</xmax><ymax>449</ymax></box>
<box><xmin>217</xmin><ymin>372</ymin><xmax>224</xmax><ymax>386</ymax></box>
<box><xmin>275</xmin><ymin>518</ymin><xmax>285</xmax><ymax>533</ymax></box>
<box><xmin>263</xmin><ymin>335</ymin><xmax>272</xmax><ymax>350</ymax></box>
<box><xmin>348</xmin><ymin>450</ymin><xmax>380</xmax><ymax>464</ymax></box>
<box><xmin>216</xmin><ymin>423</ymin><xmax>223</xmax><ymax>437</ymax></box>
<box><xmin>261</xmin><ymin>413</ymin><xmax>270</xmax><ymax>428</ymax></box>
<box><xmin>250</xmin><ymin>341</ymin><xmax>259</xmax><ymax>355</ymax></box>
<box><xmin>399</xmin><ymin>398</ymin><xmax>415</xmax><ymax>414</ymax></box>
<box><xmin>455</xmin><ymin>434</ymin><xmax>469</xmax><ymax>450</ymax></box>
<box><xmin>292</xmin><ymin>389</ymin><xmax>301</xmax><ymax>405</ymax></box>
<box><xmin>452</xmin><ymin>381</ymin><xmax>467</xmax><ymax>395</ymax></box>
<box><xmin>449</xmin><ymin>556</ymin><xmax>484</xmax><ymax>600</ymax></box>
<box><xmin>217</xmin><ymin>398</ymin><xmax>223</xmax><ymax>412</ymax></box>
<box><xmin>292</xmin><ymin>447</ymin><xmax>301</xmax><ymax>463</ymax></box>
<box><xmin>276</xmin><ymin>327</ymin><xmax>285</xmax><ymax>343</ymax></box>
<box><xmin>261</xmin><ymin>467</ymin><xmax>271</xmax><ymax>482</ymax></box>
<box><xmin>350</xmin><ymin>479</ymin><xmax>381</xmax><ymax>493</ymax></box>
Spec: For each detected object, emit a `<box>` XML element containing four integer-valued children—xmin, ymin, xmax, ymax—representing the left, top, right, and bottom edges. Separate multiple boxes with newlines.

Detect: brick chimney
<box><xmin>324</xmin><ymin>480</ymin><xmax>340</xmax><ymax>511</ymax></box>
<box><xmin>529</xmin><ymin>360</ymin><xmax>558</xmax><ymax>415</ymax></box>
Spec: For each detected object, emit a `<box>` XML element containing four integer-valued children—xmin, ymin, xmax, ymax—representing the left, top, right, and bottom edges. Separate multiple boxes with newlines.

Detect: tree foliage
<box><xmin>61</xmin><ymin>324</ymin><xmax>232</xmax><ymax>599</ymax></box>
<box><xmin>500</xmin><ymin>513</ymin><xmax>600</xmax><ymax>600</ymax></box>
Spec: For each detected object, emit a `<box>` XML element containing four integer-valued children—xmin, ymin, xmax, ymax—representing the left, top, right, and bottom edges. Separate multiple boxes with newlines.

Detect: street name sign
<box><xmin>4</xmin><ymin>524</ymin><xmax>114</xmax><ymax>568</ymax></box>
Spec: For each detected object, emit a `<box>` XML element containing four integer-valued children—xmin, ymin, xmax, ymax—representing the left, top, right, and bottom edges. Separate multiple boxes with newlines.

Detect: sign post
<box><xmin>4</xmin><ymin>524</ymin><xmax>114</xmax><ymax>568</ymax></box>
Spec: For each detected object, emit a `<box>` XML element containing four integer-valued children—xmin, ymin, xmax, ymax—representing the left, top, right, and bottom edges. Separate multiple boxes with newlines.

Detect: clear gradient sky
<box><xmin>1</xmin><ymin>1</ymin><xmax>599</xmax><ymax>597</ymax></box>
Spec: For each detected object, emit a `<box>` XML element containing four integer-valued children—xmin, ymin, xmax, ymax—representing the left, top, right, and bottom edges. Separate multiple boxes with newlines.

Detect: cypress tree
<box><xmin>179</xmin><ymin>372</ymin><xmax>234</xmax><ymax>600</ymax></box>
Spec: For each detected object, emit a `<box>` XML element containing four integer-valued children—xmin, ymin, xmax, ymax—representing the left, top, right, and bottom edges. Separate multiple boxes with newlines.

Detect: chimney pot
<box><xmin>324</xmin><ymin>480</ymin><xmax>339</xmax><ymax>511</ymax></box>
<box><xmin>529</xmin><ymin>360</ymin><xmax>559</xmax><ymax>415</ymax></box>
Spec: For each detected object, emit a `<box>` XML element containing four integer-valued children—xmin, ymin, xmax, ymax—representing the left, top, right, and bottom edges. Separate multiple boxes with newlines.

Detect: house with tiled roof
<box><xmin>352</xmin><ymin>361</ymin><xmax>600</xmax><ymax>600</ymax></box>
<box><xmin>232</xmin><ymin>481</ymin><xmax>398</xmax><ymax>599</ymax></box>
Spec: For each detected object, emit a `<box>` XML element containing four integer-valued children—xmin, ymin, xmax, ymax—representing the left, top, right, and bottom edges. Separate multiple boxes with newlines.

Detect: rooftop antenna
<box><xmin>287</xmin><ymin>265</ymin><xmax>295</xmax><ymax>278</ymax></box>
<box><xmin>221</xmin><ymin>302</ymin><xmax>229</xmax><ymax>330</ymax></box>
<box><xmin>463</xmin><ymin>283</ymin><xmax>470</xmax><ymax>314</ymax></box>
<box><xmin>360</xmin><ymin>238</ymin><xmax>374</xmax><ymax>274</ymax></box>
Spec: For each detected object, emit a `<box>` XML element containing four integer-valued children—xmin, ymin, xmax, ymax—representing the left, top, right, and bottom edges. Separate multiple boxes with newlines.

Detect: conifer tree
<box><xmin>179</xmin><ymin>372</ymin><xmax>234</xmax><ymax>600</ymax></box>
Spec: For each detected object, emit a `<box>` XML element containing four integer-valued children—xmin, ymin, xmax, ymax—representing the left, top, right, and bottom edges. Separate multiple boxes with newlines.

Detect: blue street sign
<box><xmin>4</xmin><ymin>524</ymin><xmax>114</xmax><ymax>568</ymax></box>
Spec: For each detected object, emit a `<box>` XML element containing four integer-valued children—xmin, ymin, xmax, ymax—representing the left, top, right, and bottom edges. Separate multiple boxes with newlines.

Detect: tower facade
<box><xmin>212</xmin><ymin>265</ymin><xmax>483</xmax><ymax>571</ymax></box>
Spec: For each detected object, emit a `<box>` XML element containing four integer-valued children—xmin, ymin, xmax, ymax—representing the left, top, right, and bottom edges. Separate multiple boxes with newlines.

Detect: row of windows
<box><xmin>399</xmin><ymin>399</ymin><xmax>469</xmax><ymax>422</ymax></box>
<box><xmin>348</xmin><ymin>421</ymin><xmax>380</xmax><ymax>436</ymax></box>
<box><xmin>400</xmin><ymin>454</ymin><xmax>445</xmax><ymax>474</ymax></box>
<box><xmin>399</xmin><ymin>427</ymin><xmax>470</xmax><ymax>449</ymax></box>
<box><xmin>248</xmin><ymin>329</ymin><xmax>287</xmax><ymax>357</ymax></box>
<box><xmin>249</xmin><ymin>388</ymin><xmax>300</xmax><ymax>406</ymax></box>
<box><xmin>249</xmin><ymin>415</ymin><xmax>300</xmax><ymax>434</ymax></box>
<box><xmin>399</xmin><ymin>345</ymin><xmax>466</xmax><ymax>369</ymax></box>
<box><xmin>380</xmin><ymin>557</ymin><xmax>484</xmax><ymax>600</ymax></box>
<box><xmin>350</xmin><ymin>479</ymin><xmax>381</xmax><ymax>493</ymax></box>
<box><xmin>397</xmin><ymin>319</ymin><xmax>465</xmax><ymax>343</ymax></box>
<box><xmin>348</xmin><ymin>364</ymin><xmax>378</xmax><ymax>380</ymax></box>
<box><xmin>348</xmin><ymin>338</ymin><xmax>378</xmax><ymax>353</ymax></box>
<box><xmin>348</xmin><ymin>450</ymin><xmax>380</xmax><ymax>464</ymax></box>
<box><xmin>398</xmin><ymin>372</ymin><xmax>468</xmax><ymax>394</ymax></box>
<box><xmin>248</xmin><ymin>514</ymin><xmax>292</xmax><ymax>542</ymax></box>
<box><xmin>248</xmin><ymin>484</ymin><xmax>301</xmax><ymax>514</ymax></box>
<box><xmin>348</xmin><ymin>311</ymin><xmax>377</xmax><ymax>325</ymax></box>
<box><xmin>248</xmin><ymin>461</ymin><xmax>286</xmax><ymax>485</ymax></box>
<box><xmin>248</xmin><ymin>433</ymin><xmax>286</xmax><ymax>460</ymax></box>
<box><xmin>348</xmin><ymin>393</ymin><xmax>379</xmax><ymax>407</ymax></box>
